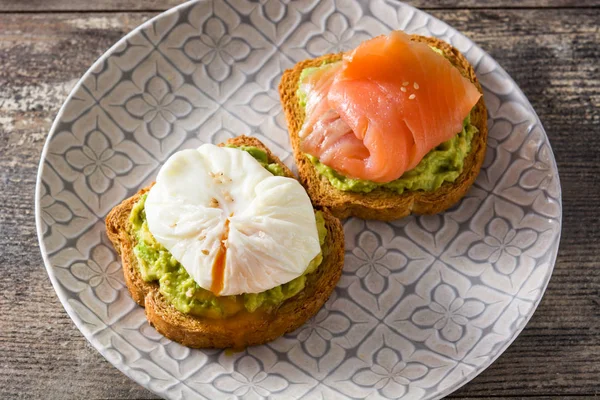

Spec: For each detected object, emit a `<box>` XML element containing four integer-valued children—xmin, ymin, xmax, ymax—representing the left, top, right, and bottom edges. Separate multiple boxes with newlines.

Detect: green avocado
<box><xmin>129</xmin><ymin>146</ymin><xmax>326</xmax><ymax>319</ymax></box>
<box><xmin>297</xmin><ymin>49</ymin><xmax>479</xmax><ymax>194</ymax></box>
<box><xmin>224</xmin><ymin>144</ymin><xmax>286</xmax><ymax>177</ymax></box>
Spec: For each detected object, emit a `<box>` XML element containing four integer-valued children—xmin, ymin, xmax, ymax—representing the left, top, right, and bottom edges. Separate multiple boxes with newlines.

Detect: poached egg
<box><xmin>144</xmin><ymin>144</ymin><xmax>321</xmax><ymax>296</ymax></box>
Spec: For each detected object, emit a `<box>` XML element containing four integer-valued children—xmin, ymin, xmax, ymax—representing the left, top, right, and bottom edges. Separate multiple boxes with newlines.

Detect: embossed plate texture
<box><xmin>35</xmin><ymin>0</ymin><xmax>562</xmax><ymax>399</ymax></box>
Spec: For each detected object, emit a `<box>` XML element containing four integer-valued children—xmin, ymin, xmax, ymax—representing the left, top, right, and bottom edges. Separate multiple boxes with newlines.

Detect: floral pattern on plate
<box><xmin>36</xmin><ymin>0</ymin><xmax>561</xmax><ymax>399</ymax></box>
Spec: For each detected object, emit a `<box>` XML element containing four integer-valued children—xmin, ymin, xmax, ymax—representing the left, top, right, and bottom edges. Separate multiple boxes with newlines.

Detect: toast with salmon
<box><xmin>106</xmin><ymin>136</ymin><xmax>345</xmax><ymax>349</ymax></box>
<box><xmin>279</xmin><ymin>34</ymin><xmax>487</xmax><ymax>220</ymax></box>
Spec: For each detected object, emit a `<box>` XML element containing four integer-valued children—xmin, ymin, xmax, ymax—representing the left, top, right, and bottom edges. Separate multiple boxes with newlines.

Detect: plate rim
<box><xmin>34</xmin><ymin>0</ymin><xmax>563</xmax><ymax>398</ymax></box>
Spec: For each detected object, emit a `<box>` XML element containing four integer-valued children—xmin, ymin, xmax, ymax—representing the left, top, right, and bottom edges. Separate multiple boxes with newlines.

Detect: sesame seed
<box><xmin>209</xmin><ymin>171</ymin><xmax>216</xmax><ymax>178</ymax></box>
<box><xmin>209</xmin><ymin>198</ymin><xmax>219</xmax><ymax>208</ymax></box>
<box><xmin>402</xmin><ymin>81</ymin><xmax>409</xmax><ymax>86</ymax></box>
<box><xmin>413</xmin><ymin>82</ymin><xmax>419</xmax><ymax>90</ymax></box>
<box><xmin>169</xmin><ymin>222</ymin><xmax>177</xmax><ymax>228</ymax></box>
<box><xmin>164</xmin><ymin>280</ymin><xmax>171</xmax><ymax>286</ymax></box>
<box><xmin>201</xmin><ymin>249</ymin><xmax>209</xmax><ymax>255</ymax></box>
<box><xmin>198</xmin><ymin>235</ymin><xmax>206</xmax><ymax>241</ymax></box>
<box><xmin>186</xmin><ymin>288</ymin><xmax>194</xmax><ymax>298</ymax></box>
<box><xmin>409</xmin><ymin>94</ymin><xmax>416</xmax><ymax>100</ymax></box>
<box><xmin>401</xmin><ymin>87</ymin><xmax>407</xmax><ymax>92</ymax></box>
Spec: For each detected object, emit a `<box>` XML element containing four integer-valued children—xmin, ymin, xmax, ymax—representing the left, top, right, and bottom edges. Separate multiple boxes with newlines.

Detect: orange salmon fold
<box><xmin>299</xmin><ymin>31</ymin><xmax>482</xmax><ymax>183</ymax></box>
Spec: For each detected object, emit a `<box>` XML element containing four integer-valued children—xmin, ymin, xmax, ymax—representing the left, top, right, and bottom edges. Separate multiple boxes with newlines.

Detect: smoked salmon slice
<box><xmin>299</xmin><ymin>30</ymin><xmax>482</xmax><ymax>183</ymax></box>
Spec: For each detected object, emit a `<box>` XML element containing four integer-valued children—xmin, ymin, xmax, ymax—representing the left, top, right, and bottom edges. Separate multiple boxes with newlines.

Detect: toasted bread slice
<box><xmin>106</xmin><ymin>136</ymin><xmax>345</xmax><ymax>349</ymax></box>
<box><xmin>279</xmin><ymin>34</ymin><xmax>488</xmax><ymax>220</ymax></box>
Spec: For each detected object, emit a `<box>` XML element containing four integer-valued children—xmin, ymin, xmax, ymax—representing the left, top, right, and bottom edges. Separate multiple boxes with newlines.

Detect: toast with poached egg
<box><xmin>106</xmin><ymin>136</ymin><xmax>344</xmax><ymax>349</ymax></box>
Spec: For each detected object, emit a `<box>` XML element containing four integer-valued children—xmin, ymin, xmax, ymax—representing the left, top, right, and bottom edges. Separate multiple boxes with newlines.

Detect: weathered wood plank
<box><xmin>0</xmin><ymin>0</ymin><xmax>182</xmax><ymax>12</ymax></box>
<box><xmin>0</xmin><ymin>7</ymin><xmax>598</xmax><ymax>399</ymax></box>
<box><xmin>413</xmin><ymin>0</ymin><xmax>600</xmax><ymax>8</ymax></box>
<box><xmin>0</xmin><ymin>0</ymin><xmax>599</xmax><ymax>12</ymax></box>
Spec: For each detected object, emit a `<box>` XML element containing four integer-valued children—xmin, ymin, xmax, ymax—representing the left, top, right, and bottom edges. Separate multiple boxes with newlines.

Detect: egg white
<box><xmin>144</xmin><ymin>144</ymin><xmax>321</xmax><ymax>296</ymax></box>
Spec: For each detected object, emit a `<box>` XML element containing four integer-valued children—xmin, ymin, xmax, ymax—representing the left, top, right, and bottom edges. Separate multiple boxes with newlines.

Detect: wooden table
<box><xmin>1</xmin><ymin>0</ymin><xmax>598</xmax><ymax>398</ymax></box>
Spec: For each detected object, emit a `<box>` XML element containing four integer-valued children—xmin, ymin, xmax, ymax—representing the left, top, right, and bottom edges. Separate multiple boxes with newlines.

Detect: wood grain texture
<box><xmin>411</xmin><ymin>0</ymin><xmax>600</xmax><ymax>8</ymax></box>
<box><xmin>0</xmin><ymin>0</ymin><xmax>599</xmax><ymax>12</ymax></box>
<box><xmin>0</xmin><ymin>0</ymin><xmax>182</xmax><ymax>12</ymax></box>
<box><xmin>0</xmin><ymin>4</ymin><xmax>598</xmax><ymax>400</ymax></box>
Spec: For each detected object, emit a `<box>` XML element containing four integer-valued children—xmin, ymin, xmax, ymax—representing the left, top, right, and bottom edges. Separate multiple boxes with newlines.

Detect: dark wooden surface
<box><xmin>1</xmin><ymin>0</ymin><xmax>600</xmax><ymax>11</ymax></box>
<box><xmin>0</xmin><ymin>0</ymin><xmax>598</xmax><ymax>399</ymax></box>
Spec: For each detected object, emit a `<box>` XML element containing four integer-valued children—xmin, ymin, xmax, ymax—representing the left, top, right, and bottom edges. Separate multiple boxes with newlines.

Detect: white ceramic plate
<box><xmin>35</xmin><ymin>1</ymin><xmax>562</xmax><ymax>398</ymax></box>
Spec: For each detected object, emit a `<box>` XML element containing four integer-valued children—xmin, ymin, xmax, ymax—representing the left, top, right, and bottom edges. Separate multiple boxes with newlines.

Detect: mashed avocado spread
<box><xmin>297</xmin><ymin>49</ymin><xmax>478</xmax><ymax>194</ymax></box>
<box><xmin>129</xmin><ymin>146</ymin><xmax>326</xmax><ymax>319</ymax></box>
<box><xmin>224</xmin><ymin>144</ymin><xmax>286</xmax><ymax>177</ymax></box>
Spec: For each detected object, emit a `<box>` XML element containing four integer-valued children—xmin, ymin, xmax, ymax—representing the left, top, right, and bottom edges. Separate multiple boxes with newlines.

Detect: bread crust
<box><xmin>105</xmin><ymin>136</ymin><xmax>345</xmax><ymax>349</ymax></box>
<box><xmin>279</xmin><ymin>34</ymin><xmax>488</xmax><ymax>220</ymax></box>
